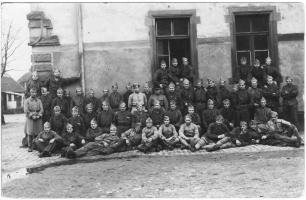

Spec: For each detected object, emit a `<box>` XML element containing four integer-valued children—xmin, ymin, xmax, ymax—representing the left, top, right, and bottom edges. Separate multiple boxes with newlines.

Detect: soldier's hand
<box><xmin>256</xmin><ymin>139</ymin><xmax>260</xmax><ymax>144</ymax></box>
<box><xmin>236</xmin><ymin>140</ymin><xmax>241</xmax><ymax>146</ymax></box>
<box><xmin>81</xmin><ymin>139</ymin><xmax>85</xmax><ymax>144</ymax></box>
<box><xmin>159</xmin><ymin>84</ymin><xmax>163</xmax><ymax>88</ymax></box>
<box><xmin>49</xmin><ymin>139</ymin><xmax>55</xmax><ymax>143</ymax></box>
<box><xmin>229</xmin><ymin>123</ymin><xmax>234</xmax><ymax>127</ymax></box>
<box><xmin>261</xmin><ymin>135</ymin><xmax>267</xmax><ymax>140</ymax></box>
<box><xmin>70</xmin><ymin>143</ymin><xmax>76</xmax><ymax>147</ymax></box>
<box><xmin>39</xmin><ymin>138</ymin><xmax>44</xmax><ymax>142</ymax></box>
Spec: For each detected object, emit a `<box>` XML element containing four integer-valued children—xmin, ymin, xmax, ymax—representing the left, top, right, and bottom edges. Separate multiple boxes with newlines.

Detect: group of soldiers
<box><xmin>23</xmin><ymin>56</ymin><xmax>303</xmax><ymax>159</ymax></box>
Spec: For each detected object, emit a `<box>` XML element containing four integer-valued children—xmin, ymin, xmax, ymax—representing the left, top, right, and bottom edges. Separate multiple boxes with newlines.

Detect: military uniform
<box><xmin>123</xmin><ymin>89</ymin><xmax>133</xmax><ymax>106</ymax></box>
<box><xmin>148</xmin><ymin>94</ymin><xmax>168</xmax><ymax>110</ymax></box>
<box><xmin>72</xmin><ymin>95</ymin><xmax>86</xmax><ymax>114</ymax></box>
<box><xmin>153</xmin><ymin>68</ymin><xmax>170</xmax><ymax>88</ymax></box>
<box><xmin>40</xmin><ymin>94</ymin><xmax>52</xmax><ymax>123</ymax></box>
<box><xmin>165</xmin><ymin>109</ymin><xmax>183</xmax><ymax>131</ymax></box>
<box><xmin>34</xmin><ymin>130</ymin><xmax>63</xmax><ymax>154</ymax></box>
<box><xmin>128</xmin><ymin>92</ymin><xmax>147</xmax><ymax>113</ymax></box>
<box><xmin>137</xmin><ymin>126</ymin><xmax>159</xmax><ymax>152</ymax></box>
<box><xmin>52</xmin><ymin>97</ymin><xmax>69</xmax><ymax>117</ymax></box>
<box><xmin>180</xmin><ymin>87</ymin><xmax>194</xmax><ymax>115</ymax></box>
<box><xmin>121</xmin><ymin>127</ymin><xmax>142</xmax><ymax>149</ymax></box>
<box><xmin>60</xmin><ymin>129</ymin><xmax>85</xmax><ymax>156</ymax></box>
<box><xmin>68</xmin><ymin>115</ymin><xmax>85</xmax><ymax>137</ymax></box>
<box><xmin>97</xmin><ymin>110</ymin><xmax>114</xmax><ymax>133</ymax></box>
<box><xmin>180</xmin><ymin>64</ymin><xmax>194</xmax><ymax>83</ymax></box>
<box><xmin>168</xmin><ymin>65</ymin><xmax>181</xmax><ymax>83</ymax></box>
<box><xmin>201</xmin><ymin>108</ymin><xmax>220</xmax><ymax>131</ymax></box>
<box><xmin>247</xmin><ymin>87</ymin><xmax>263</xmax><ymax>119</ymax></box>
<box><xmin>64</xmin><ymin>94</ymin><xmax>74</xmax><ymax>118</ymax></box>
<box><xmin>85</xmin><ymin>127</ymin><xmax>103</xmax><ymax>142</ymax></box>
<box><xmin>263</xmin><ymin>64</ymin><xmax>283</xmax><ymax>86</ymax></box>
<box><xmin>82</xmin><ymin>112</ymin><xmax>97</xmax><ymax>130</ymax></box>
<box><xmin>194</xmin><ymin>86</ymin><xmax>207</xmax><ymax>115</ymax></box>
<box><xmin>236</xmin><ymin>65</ymin><xmax>251</xmax><ymax>84</ymax></box>
<box><xmin>220</xmin><ymin>107</ymin><xmax>235</xmax><ymax>130</ymax></box>
<box><xmin>148</xmin><ymin>107</ymin><xmax>165</xmax><ymax>128</ymax></box>
<box><xmin>217</xmin><ymin>86</ymin><xmax>231</xmax><ymax>108</ymax></box>
<box><xmin>249</xmin><ymin>66</ymin><xmax>266</xmax><ymax>88</ymax></box>
<box><xmin>84</xmin><ymin>97</ymin><xmax>101</xmax><ymax>114</ymax></box>
<box><xmin>25</xmin><ymin>79</ymin><xmax>43</xmax><ymax>98</ymax></box>
<box><xmin>109</xmin><ymin>91</ymin><xmax>123</xmax><ymax>111</ymax></box>
<box><xmin>113</xmin><ymin>110</ymin><xmax>132</xmax><ymax>136</ymax></box>
<box><xmin>206</xmin><ymin>86</ymin><xmax>218</xmax><ymax>104</ymax></box>
<box><xmin>254</xmin><ymin>106</ymin><xmax>272</xmax><ymax>124</ymax></box>
<box><xmin>178</xmin><ymin>122</ymin><xmax>200</xmax><ymax>149</ymax></box>
<box><xmin>262</xmin><ymin>83</ymin><xmax>280</xmax><ymax>112</ymax></box>
<box><xmin>158</xmin><ymin>124</ymin><xmax>180</xmax><ymax>149</ymax></box>
<box><xmin>166</xmin><ymin>90</ymin><xmax>182</xmax><ymax>109</ymax></box>
<box><xmin>50</xmin><ymin>114</ymin><xmax>68</xmax><ymax>136</ymax></box>
<box><xmin>132</xmin><ymin>110</ymin><xmax>149</xmax><ymax>129</ymax></box>
<box><xmin>235</xmin><ymin>88</ymin><xmax>251</xmax><ymax>124</ymax></box>
<box><xmin>281</xmin><ymin>83</ymin><xmax>299</xmax><ymax>127</ymax></box>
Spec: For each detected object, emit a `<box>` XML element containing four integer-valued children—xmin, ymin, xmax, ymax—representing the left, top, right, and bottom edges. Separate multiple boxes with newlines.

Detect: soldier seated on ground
<box><xmin>121</xmin><ymin>122</ymin><xmax>143</xmax><ymax>151</ymax></box>
<box><xmin>179</xmin><ymin>115</ymin><xmax>200</xmax><ymax>152</ymax></box>
<box><xmin>137</xmin><ymin>117</ymin><xmax>159</xmax><ymax>153</ymax></box>
<box><xmin>67</xmin><ymin>125</ymin><xmax>125</xmax><ymax>158</ymax></box>
<box><xmin>158</xmin><ymin>116</ymin><xmax>180</xmax><ymax>150</ymax></box>
<box><xmin>203</xmin><ymin>121</ymin><xmax>260</xmax><ymax>152</ymax></box>
<box><xmin>259</xmin><ymin>111</ymin><xmax>303</xmax><ymax>147</ymax></box>
<box><xmin>34</xmin><ymin>122</ymin><xmax>63</xmax><ymax>158</ymax></box>
<box><xmin>85</xmin><ymin>119</ymin><xmax>104</xmax><ymax>142</ymax></box>
<box><xmin>195</xmin><ymin>115</ymin><xmax>230</xmax><ymax>150</ymax></box>
<box><xmin>60</xmin><ymin>123</ymin><xmax>86</xmax><ymax>157</ymax></box>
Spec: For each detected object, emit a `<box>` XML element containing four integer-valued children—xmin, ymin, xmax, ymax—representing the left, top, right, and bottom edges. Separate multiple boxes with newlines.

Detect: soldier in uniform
<box><xmin>202</xmin><ymin>99</ymin><xmax>220</xmax><ymax>132</ymax></box>
<box><xmin>168</xmin><ymin>58</ymin><xmax>181</xmax><ymax>85</ymax></box>
<box><xmin>25</xmin><ymin>71</ymin><xmax>43</xmax><ymax>98</ymax></box>
<box><xmin>45</xmin><ymin>68</ymin><xmax>80</xmax><ymax>98</ymax></box>
<box><xmin>24</xmin><ymin>88</ymin><xmax>44</xmax><ymax>152</ymax></box>
<box><xmin>100</xmin><ymin>88</ymin><xmax>110</xmax><ymax>105</ymax></box>
<box><xmin>254</xmin><ymin>97</ymin><xmax>272</xmax><ymax>124</ymax></box>
<box><xmin>153</xmin><ymin>60</ymin><xmax>170</xmax><ymax>90</ymax></box>
<box><xmin>165</xmin><ymin>100</ymin><xmax>183</xmax><ymax>131</ymax></box>
<box><xmin>143</xmin><ymin>82</ymin><xmax>152</xmax><ymax>106</ymax></box>
<box><xmin>148</xmin><ymin>87</ymin><xmax>168</xmax><ymax>110</ymax></box>
<box><xmin>187</xmin><ymin>105</ymin><xmax>201</xmax><ymax>133</ymax></box>
<box><xmin>281</xmin><ymin>76</ymin><xmax>299</xmax><ymax>127</ymax></box>
<box><xmin>206</xmin><ymin>79</ymin><xmax>218</xmax><ymax>104</ymax></box>
<box><xmin>263</xmin><ymin>75</ymin><xmax>280</xmax><ymax>113</ymax></box>
<box><xmin>235</xmin><ymin>79</ymin><xmax>251</xmax><ymax>124</ymax></box>
<box><xmin>84</xmin><ymin>89</ymin><xmax>101</xmax><ymax>114</ymax></box>
<box><xmin>123</xmin><ymin>83</ymin><xmax>133</xmax><ymax>107</ymax></box>
<box><xmin>158</xmin><ymin>116</ymin><xmax>180</xmax><ymax>150</ymax></box>
<box><xmin>64</xmin><ymin>90</ymin><xmax>74</xmax><ymax>118</ymax></box>
<box><xmin>131</xmin><ymin>103</ymin><xmax>149</xmax><ymax>129</ymax></box>
<box><xmin>217</xmin><ymin>80</ymin><xmax>231</xmax><ymax>108</ymax></box>
<box><xmin>97</xmin><ymin>101</ymin><xmax>115</xmax><ymax>133</ymax></box>
<box><xmin>85</xmin><ymin>119</ymin><xmax>104</xmax><ymax>142</ymax></box>
<box><xmin>113</xmin><ymin>102</ymin><xmax>132</xmax><ymax>137</ymax></box>
<box><xmin>148</xmin><ymin>100</ymin><xmax>165</xmax><ymax>129</ymax></box>
<box><xmin>180</xmin><ymin>78</ymin><xmax>194</xmax><ymax>115</ymax></box>
<box><xmin>137</xmin><ymin>117</ymin><xmax>159</xmax><ymax>153</ymax></box>
<box><xmin>220</xmin><ymin>99</ymin><xmax>235</xmax><ymax>130</ymax></box>
<box><xmin>263</xmin><ymin>57</ymin><xmax>283</xmax><ymax>86</ymax></box>
<box><xmin>72</xmin><ymin>87</ymin><xmax>86</xmax><ymax>115</ymax></box>
<box><xmin>249</xmin><ymin>59</ymin><xmax>266</xmax><ymax>88</ymax></box>
<box><xmin>236</xmin><ymin>57</ymin><xmax>251</xmax><ymax>86</ymax></box>
<box><xmin>40</xmin><ymin>87</ymin><xmax>52</xmax><ymax>123</ymax></box>
<box><xmin>82</xmin><ymin>103</ymin><xmax>97</xmax><ymax>131</ymax></box>
<box><xmin>180</xmin><ymin>57</ymin><xmax>194</xmax><ymax>84</ymax></box>
<box><xmin>109</xmin><ymin>83</ymin><xmax>122</xmax><ymax>112</ymax></box>
<box><xmin>121</xmin><ymin>122</ymin><xmax>143</xmax><ymax>150</ymax></box>
<box><xmin>68</xmin><ymin>106</ymin><xmax>85</xmax><ymax>137</ymax></box>
<box><xmin>128</xmin><ymin>83</ymin><xmax>147</xmax><ymax>114</ymax></box>
<box><xmin>194</xmin><ymin>79</ymin><xmax>207</xmax><ymax>116</ymax></box>
<box><xmin>49</xmin><ymin>106</ymin><xmax>68</xmax><ymax>136</ymax></box>
<box><xmin>165</xmin><ymin>82</ymin><xmax>181</xmax><ymax>110</ymax></box>
<box><xmin>52</xmin><ymin>88</ymin><xmax>69</xmax><ymax>118</ymax></box>
<box><xmin>34</xmin><ymin>122</ymin><xmax>63</xmax><ymax>157</ymax></box>
<box><xmin>247</xmin><ymin>77</ymin><xmax>263</xmax><ymax>119</ymax></box>
<box><xmin>178</xmin><ymin>115</ymin><xmax>200</xmax><ymax>152</ymax></box>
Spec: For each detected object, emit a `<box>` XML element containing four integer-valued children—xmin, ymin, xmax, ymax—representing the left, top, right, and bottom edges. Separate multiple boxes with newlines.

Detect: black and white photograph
<box><xmin>1</xmin><ymin>0</ymin><xmax>305</xmax><ymax>198</ymax></box>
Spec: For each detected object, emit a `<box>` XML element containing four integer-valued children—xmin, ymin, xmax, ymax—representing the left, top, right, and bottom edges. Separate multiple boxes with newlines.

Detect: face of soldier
<box><xmin>208</xmin><ymin>102</ymin><xmax>214</xmax><ymax>109</ymax></box>
<box><xmin>182</xmin><ymin>58</ymin><xmax>188</xmax><ymax>66</ymax></box>
<box><xmin>72</xmin><ymin>110</ymin><xmax>78</xmax><ymax>117</ymax></box>
<box><xmin>102</xmin><ymin>103</ymin><xmax>109</xmax><ymax>111</ymax></box>
<box><xmin>41</xmin><ymin>88</ymin><xmax>48</xmax><ymax>96</ymax></box>
<box><xmin>57</xmin><ymin>90</ymin><xmax>63</xmax><ymax>98</ymax></box>
<box><xmin>164</xmin><ymin>118</ymin><xmax>170</xmax><ymax>125</ymax></box>
<box><xmin>161</xmin><ymin>63</ymin><xmax>167</xmax><ymax>70</ymax></box>
<box><xmin>76</xmin><ymin>88</ymin><xmax>82</xmax><ymax>95</ymax></box>
<box><xmin>89</xmin><ymin>90</ymin><xmax>94</xmax><ymax>98</ymax></box>
<box><xmin>44</xmin><ymin>124</ymin><xmax>51</xmax><ymax>132</ymax></box>
<box><xmin>188</xmin><ymin>107</ymin><xmax>194</xmax><ymax>114</ymax></box>
<box><xmin>172</xmin><ymin>59</ymin><xmax>178</xmax><ymax>67</ymax></box>
<box><xmin>90</xmin><ymin>121</ymin><xmax>98</xmax><ymax>129</ymax></box>
<box><xmin>54</xmin><ymin>109</ymin><xmax>61</xmax><ymax>115</ymax></box>
<box><xmin>155</xmin><ymin>89</ymin><xmax>161</xmax><ymax>95</ymax></box>
<box><xmin>112</xmin><ymin>86</ymin><xmax>118</xmax><ymax>92</ymax></box>
<box><xmin>183</xmin><ymin>82</ymin><xmax>190</xmax><ymax>89</ymax></box>
<box><xmin>120</xmin><ymin>104</ymin><xmax>126</xmax><ymax>111</ymax></box>
<box><xmin>146</xmin><ymin>121</ymin><xmax>153</xmax><ymax>128</ymax></box>
<box><xmin>134</xmin><ymin>86</ymin><xmax>140</xmax><ymax>93</ymax></box>
<box><xmin>185</xmin><ymin>117</ymin><xmax>191</xmax><ymax>125</ymax></box>
<box><xmin>54</xmin><ymin>70</ymin><xmax>60</xmax><ymax>77</ymax></box>
<box><xmin>265</xmin><ymin>58</ymin><xmax>272</xmax><ymax>65</ymax></box>
<box><xmin>223</xmin><ymin>101</ymin><xmax>230</xmax><ymax>109</ymax></box>
<box><xmin>267</xmin><ymin>77</ymin><xmax>273</xmax><ymax>85</ymax></box>
<box><xmin>241</xmin><ymin>123</ymin><xmax>247</xmax><ymax>132</ymax></box>
<box><xmin>30</xmin><ymin>90</ymin><xmax>37</xmax><ymax>98</ymax></box>
<box><xmin>86</xmin><ymin>107</ymin><xmax>93</xmax><ymax>113</ymax></box>
<box><xmin>137</xmin><ymin>104</ymin><xmax>143</xmax><ymax>112</ymax></box>
<box><xmin>67</xmin><ymin>126</ymin><xmax>73</xmax><ymax>133</ymax></box>
<box><xmin>239</xmin><ymin>82</ymin><xmax>245</xmax><ymax>90</ymax></box>
<box><xmin>154</xmin><ymin>103</ymin><xmax>161</xmax><ymax>109</ymax></box>
<box><xmin>208</xmin><ymin>81</ymin><xmax>214</xmax><ymax>87</ymax></box>
<box><xmin>103</xmin><ymin>90</ymin><xmax>109</xmax><ymax>96</ymax></box>
<box><xmin>271</xmin><ymin>114</ymin><xmax>278</xmax><ymax>121</ymax></box>
<box><xmin>170</xmin><ymin>103</ymin><xmax>176</xmax><ymax>110</ymax></box>
<box><xmin>240</xmin><ymin>59</ymin><xmax>247</xmax><ymax>66</ymax></box>
<box><xmin>216</xmin><ymin>118</ymin><xmax>223</xmax><ymax>124</ymax></box>
<box><xmin>260</xmin><ymin>99</ymin><xmax>267</xmax><ymax>107</ymax></box>
<box><xmin>144</xmin><ymin>85</ymin><xmax>150</xmax><ymax>92</ymax></box>
<box><xmin>110</xmin><ymin>127</ymin><xmax>117</xmax><ymax>135</ymax></box>
<box><xmin>286</xmin><ymin>78</ymin><xmax>292</xmax><ymax>85</ymax></box>
<box><xmin>169</xmin><ymin>86</ymin><xmax>175</xmax><ymax>92</ymax></box>
<box><xmin>251</xmin><ymin>80</ymin><xmax>258</xmax><ymax>88</ymax></box>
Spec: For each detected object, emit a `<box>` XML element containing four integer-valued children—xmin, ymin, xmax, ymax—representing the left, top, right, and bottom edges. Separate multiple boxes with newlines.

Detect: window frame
<box><xmin>228</xmin><ymin>6</ymin><xmax>279</xmax><ymax>82</ymax></box>
<box><xmin>148</xmin><ymin>10</ymin><xmax>198</xmax><ymax>81</ymax></box>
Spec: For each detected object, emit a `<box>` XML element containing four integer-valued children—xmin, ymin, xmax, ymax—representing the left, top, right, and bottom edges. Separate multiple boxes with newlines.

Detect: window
<box><xmin>234</xmin><ymin>14</ymin><xmax>270</xmax><ymax>65</ymax></box>
<box><xmin>7</xmin><ymin>94</ymin><xmax>12</xmax><ymax>101</ymax></box>
<box><xmin>155</xmin><ymin>18</ymin><xmax>191</xmax><ymax>68</ymax></box>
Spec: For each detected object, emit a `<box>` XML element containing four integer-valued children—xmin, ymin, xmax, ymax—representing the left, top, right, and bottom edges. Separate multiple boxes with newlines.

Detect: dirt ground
<box><xmin>2</xmin><ymin>149</ymin><xmax>304</xmax><ymax>198</ymax></box>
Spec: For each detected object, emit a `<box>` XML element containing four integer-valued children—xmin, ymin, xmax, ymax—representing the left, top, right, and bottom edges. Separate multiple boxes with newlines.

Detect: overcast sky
<box><xmin>1</xmin><ymin>3</ymin><xmax>31</xmax><ymax>81</ymax></box>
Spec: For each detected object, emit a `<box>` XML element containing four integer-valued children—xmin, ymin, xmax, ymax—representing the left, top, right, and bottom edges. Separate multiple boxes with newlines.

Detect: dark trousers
<box><xmin>283</xmin><ymin>105</ymin><xmax>299</xmax><ymax>128</ymax></box>
<box><xmin>34</xmin><ymin>139</ymin><xmax>62</xmax><ymax>153</ymax></box>
<box><xmin>235</xmin><ymin>106</ymin><xmax>250</xmax><ymax>125</ymax></box>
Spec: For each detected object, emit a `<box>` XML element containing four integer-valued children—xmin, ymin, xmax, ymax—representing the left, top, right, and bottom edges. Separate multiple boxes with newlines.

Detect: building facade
<box><xmin>27</xmin><ymin>3</ymin><xmax>304</xmax><ymax>111</ymax></box>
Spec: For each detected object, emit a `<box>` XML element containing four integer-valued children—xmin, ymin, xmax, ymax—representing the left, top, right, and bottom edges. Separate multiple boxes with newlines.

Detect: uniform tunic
<box><xmin>132</xmin><ymin>110</ymin><xmax>149</xmax><ymax>129</ymax></box>
<box><xmin>226</xmin><ymin>127</ymin><xmax>260</xmax><ymax>146</ymax></box>
<box><xmin>247</xmin><ymin>87</ymin><xmax>263</xmax><ymax>119</ymax></box>
<box><xmin>190</xmin><ymin>113</ymin><xmax>201</xmax><ymax>126</ymax></box>
<box><xmin>123</xmin><ymin>90</ymin><xmax>133</xmax><ymax>106</ymax></box>
<box><xmin>82</xmin><ymin>112</ymin><xmax>97</xmax><ymax>130</ymax></box>
<box><xmin>24</xmin><ymin>97</ymin><xmax>44</xmax><ymax>136</ymax></box>
<box><xmin>148</xmin><ymin>94</ymin><xmax>168</xmax><ymax>110</ymax></box>
<box><xmin>97</xmin><ymin>110</ymin><xmax>114</xmax><ymax>133</ymax></box>
<box><xmin>86</xmin><ymin>127</ymin><xmax>103</xmax><ymax>142</ymax></box>
<box><xmin>254</xmin><ymin>106</ymin><xmax>272</xmax><ymax>124</ymax></box>
<box><xmin>34</xmin><ymin>130</ymin><xmax>62</xmax><ymax>153</ymax></box>
<box><xmin>205</xmin><ymin>122</ymin><xmax>229</xmax><ymax>143</ymax></box>
<box><xmin>180</xmin><ymin>87</ymin><xmax>194</xmax><ymax>114</ymax></box>
<box><xmin>206</xmin><ymin>86</ymin><xmax>218</xmax><ymax>103</ymax></box>
<box><xmin>64</xmin><ymin>96</ymin><xmax>74</xmax><ymax>118</ymax></box>
<box><xmin>220</xmin><ymin>107</ymin><xmax>235</xmax><ymax>129</ymax></box>
<box><xmin>180</xmin><ymin>64</ymin><xmax>194</xmax><ymax>83</ymax></box>
<box><xmin>263</xmin><ymin>64</ymin><xmax>283</xmax><ymax>86</ymax></box>
<box><xmin>281</xmin><ymin>84</ymin><xmax>299</xmax><ymax>126</ymax></box>
<box><xmin>68</xmin><ymin>115</ymin><xmax>85</xmax><ymax>136</ymax></box>
<box><xmin>166</xmin><ymin>90</ymin><xmax>182</xmax><ymax>109</ymax></box>
<box><xmin>217</xmin><ymin>86</ymin><xmax>231</xmax><ymax>108</ymax></box>
<box><xmin>72</xmin><ymin>95</ymin><xmax>86</xmax><ymax>114</ymax></box>
<box><xmin>149</xmin><ymin>108</ymin><xmax>165</xmax><ymax>127</ymax></box>
<box><xmin>153</xmin><ymin>68</ymin><xmax>170</xmax><ymax>87</ymax></box>
<box><xmin>235</xmin><ymin>88</ymin><xmax>251</xmax><ymax>123</ymax></box>
<box><xmin>84</xmin><ymin>97</ymin><xmax>101</xmax><ymax>114</ymax></box>
<box><xmin>113</xmin><ymin>111</ymin><xmax>132</xmax><ymax>135</ymax></box>
<box><xmin>121</xmin><ymin>128</ymin><xmax>142</xmax><ymax>147</ymax></box>
<box><xmin>249</xmin><ymin>66</ymin><xmax>266</xmax><ymax>88</ymax></box>
<box><xmin>50</xmin><ymin>114</ymin><xmax>68</xmax><ymax>136</ymax></box>
<box><xmin>51</xmin><ymin>97</ymin><xmax>69</xmax><ymax>117</ymax></box>
<box><xmin>61</xmin><ymin>130</ymin><xmax>84</xmax><ymax>148</ymax></box>
<box><xmin>168</xmin><ymin>65</ymin><xmax>181</xmax><ymax>83</ymax></box>
<box><xmin>159</xmin><ymin>124</ymin><xmax>179</xmax><ymax>147</ymax></box>
<box><xmin>202</xmin><ymin>108</ymin><xmax>220</xmax><ymax>130</ymax></box>
<box><xmin>194</xmin><ymin>87</ymin><xmax>207</xmax><ymax>113</ymax></box>
<box><xmin>262</xmin><ymin>83</ymin><xmax>280</xmax><ymax>111</ymax></box>
<box><xmin>128</xmin><ymin>92</ymin><xmax>147</xmax><ymax>112</ymax></box>
<box><xmin>40</xmin><ymin>94</ymin><xmax>52</xmax><ymax>123</ymax></box>
<box><xmin>109</xmin><ymin>91</ymin><xmax>123</xmax><ymax>110</ymax></box>
<box><xmin>237</xmin><ymin>65</ymin><xmax>251</xmax><ymax>83</ymax></box>
<box><xmin>165</xmin><ymin>109</ymin><xmax>183</xmax><ymax>130</ymax></box>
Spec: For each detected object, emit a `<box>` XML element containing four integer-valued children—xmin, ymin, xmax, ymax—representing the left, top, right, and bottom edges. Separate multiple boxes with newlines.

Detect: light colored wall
<box><xmin>30</xmin><ymin>3</ymin><xmax>304</xmax><ymax>109</ymax></box>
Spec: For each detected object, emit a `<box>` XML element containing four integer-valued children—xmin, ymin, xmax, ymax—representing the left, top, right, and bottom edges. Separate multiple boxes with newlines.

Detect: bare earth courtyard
<box><xmin>1</xmin><ymin>114</ymin><xmax>305</xmax><ymax>198</ymax></box>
